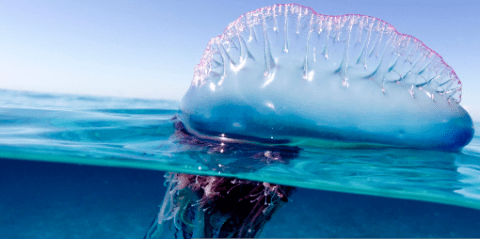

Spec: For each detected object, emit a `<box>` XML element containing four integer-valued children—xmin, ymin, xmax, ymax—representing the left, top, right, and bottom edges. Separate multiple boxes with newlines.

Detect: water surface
<box><xmin>1</xmin><ymin>89</ymin><xmax>480</xmax><ymax>208</ymax></box>
<box><xmin>1</xmin><ymin>89</ymin><xmax>480</xmax><ymax>237</ymax></box>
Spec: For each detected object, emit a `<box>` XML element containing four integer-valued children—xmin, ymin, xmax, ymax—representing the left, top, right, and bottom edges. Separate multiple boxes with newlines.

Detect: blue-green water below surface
<box><xmin>1</xmin><ymin>89</ymin><xmax>480</xmax><ymax>238</ymax></box>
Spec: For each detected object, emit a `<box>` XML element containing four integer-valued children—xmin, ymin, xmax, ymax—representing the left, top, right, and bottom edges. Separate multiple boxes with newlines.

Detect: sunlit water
<box><xmin>1</xmin><ymin>89</ymin><xmax>480</xmax><ymax>238</ymax></box>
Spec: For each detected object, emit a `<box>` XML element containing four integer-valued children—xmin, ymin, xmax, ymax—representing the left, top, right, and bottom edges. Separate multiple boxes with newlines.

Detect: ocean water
<box><xmin>1</xmin><ymin>89</ymin><xmax>480</xmax><ymax>238</ymax></box>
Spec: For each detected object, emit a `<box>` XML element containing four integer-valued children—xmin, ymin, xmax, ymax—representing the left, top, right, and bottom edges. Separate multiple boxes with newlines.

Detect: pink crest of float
<box><xmin>191</xmin><ymin>3</ymin><xmax>462</xmax><ymax>103</ymax></box>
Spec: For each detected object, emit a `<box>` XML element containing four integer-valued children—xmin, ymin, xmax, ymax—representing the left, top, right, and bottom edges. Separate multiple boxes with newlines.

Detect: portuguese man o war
<box><xmin>178</xmin><ymin>3</ymin><xmax>475</xmax><ymax>151</ymax></box>
<box><xmin>146</xmin><ymin>4</ymin><xmax>476</xmax><ymax>239</ymax></box>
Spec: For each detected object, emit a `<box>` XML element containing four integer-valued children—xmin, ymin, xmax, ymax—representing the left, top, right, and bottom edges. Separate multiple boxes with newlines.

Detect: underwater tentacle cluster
<box><xmin>155</xmin><ymin>173</ymin><xmax>295</xmax><ymax>238</ymax></box>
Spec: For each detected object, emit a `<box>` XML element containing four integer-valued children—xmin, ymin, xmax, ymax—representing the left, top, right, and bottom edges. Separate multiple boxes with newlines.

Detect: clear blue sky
<box><xmin>1</xmin><ymin>0</ymin><xmax>479</xmax><ymax>119</ymax></box>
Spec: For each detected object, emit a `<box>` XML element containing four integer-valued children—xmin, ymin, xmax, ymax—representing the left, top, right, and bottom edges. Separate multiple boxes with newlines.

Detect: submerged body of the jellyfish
<box><xmin>145</xmin><ymin>120</ymin><xmax>299</xmax><ymax>239</ymax></box>
<box><xmin>145</xmin><ymin>173</ymin><xmax>296</xmax><ymax>239</ymax></box>
<box><xmin>179</xmin><ymin>4</ymin><xmax>475</xmax><ymax>151</ymax></box>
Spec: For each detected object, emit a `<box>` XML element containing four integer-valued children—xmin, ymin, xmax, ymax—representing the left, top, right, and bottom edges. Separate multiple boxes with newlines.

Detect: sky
<box><xmin>1</xmin><ymin>0</ymin><xmax>479</xmax><ymax>120</ymax></box>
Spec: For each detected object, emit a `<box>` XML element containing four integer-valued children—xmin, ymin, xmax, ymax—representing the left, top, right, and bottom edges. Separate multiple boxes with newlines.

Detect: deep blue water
<box><xmin>1</xmin><ymin>89</ymin><xmax>480</xmax><ymax>238</ymax></box>
<box><xmin>2</xmin><ymin>158</ymin><xmax>480</xmax><ymax>238</ymax></box>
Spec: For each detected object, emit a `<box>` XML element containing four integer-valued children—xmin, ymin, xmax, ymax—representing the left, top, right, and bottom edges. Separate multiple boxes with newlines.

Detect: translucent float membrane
<box><xmin>179</xmin><ymin>3</ymin><xmax>474</xmax><ymax>151</ymax></box>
